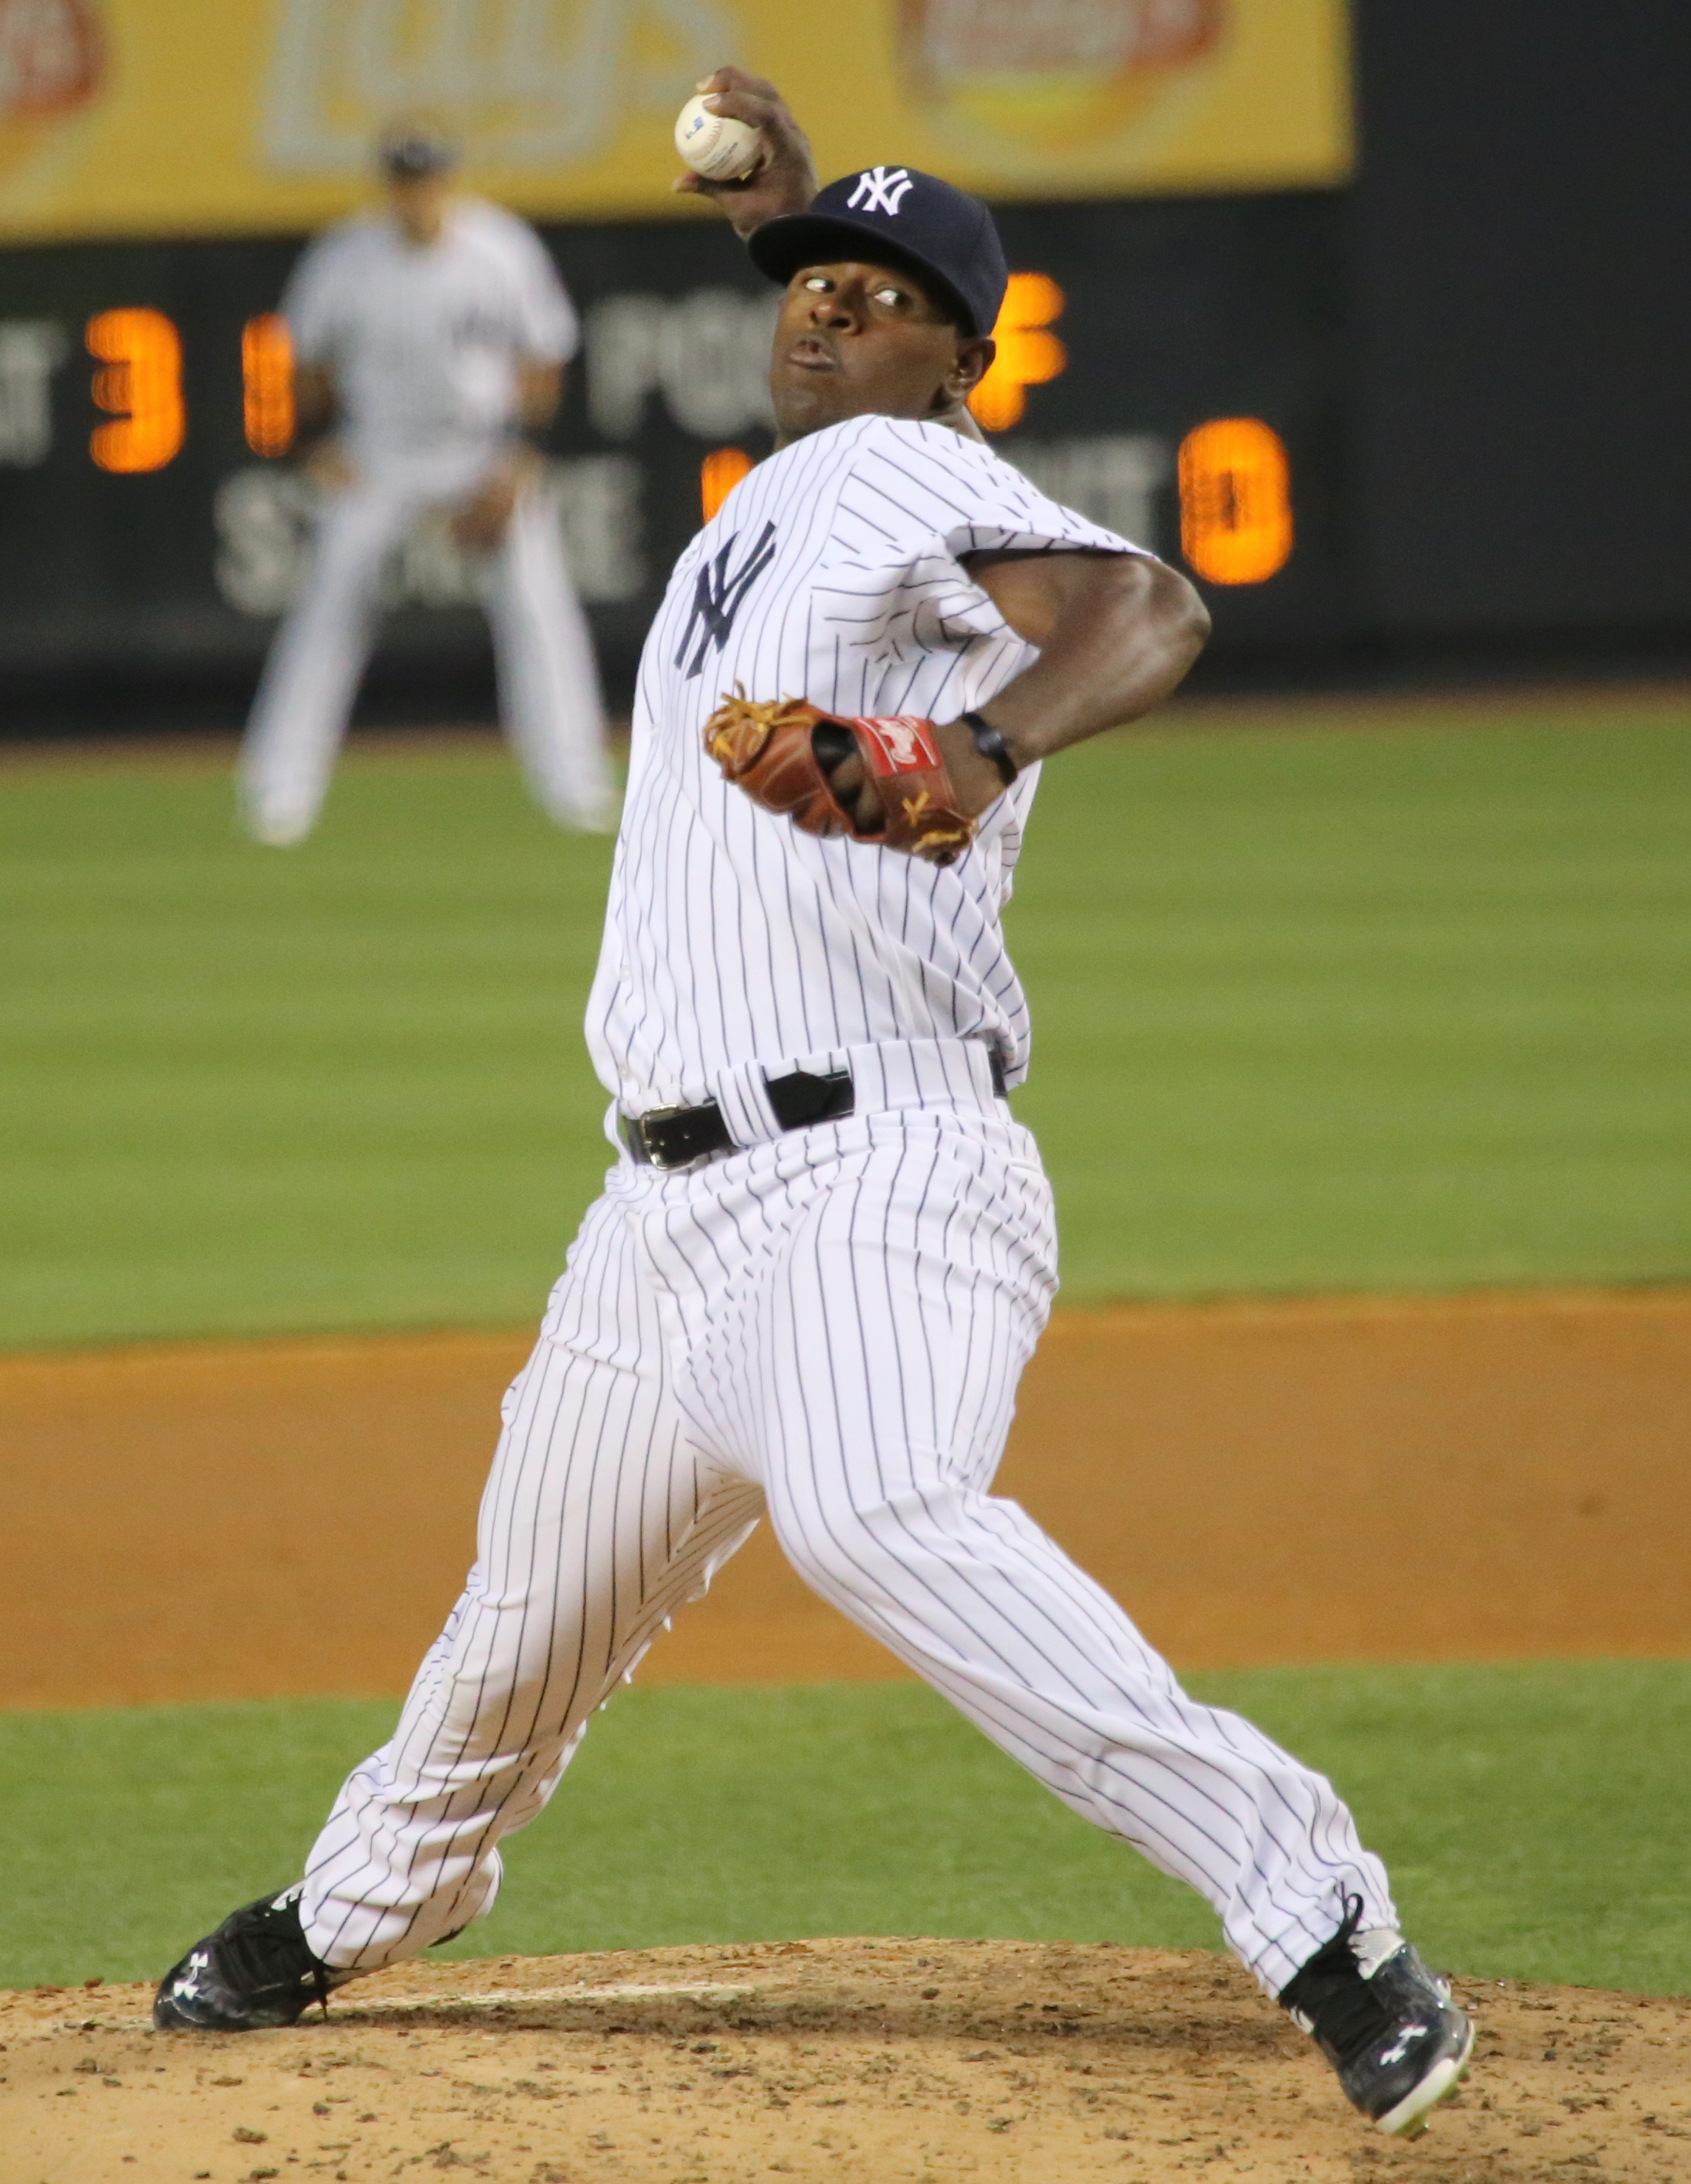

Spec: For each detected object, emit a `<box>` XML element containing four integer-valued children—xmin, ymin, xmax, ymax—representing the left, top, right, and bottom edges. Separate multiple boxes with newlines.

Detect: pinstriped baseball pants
<box><xmin>299</xmin><ymin>1100</ymin><xmax>1396</xmax><ymax>1997</ymax></box>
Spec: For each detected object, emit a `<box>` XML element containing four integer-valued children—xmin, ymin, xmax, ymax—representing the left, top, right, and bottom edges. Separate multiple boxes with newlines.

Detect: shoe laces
<box><xmin>1280</xmin><ymin>1893</ymin><xmax>1410</xmax><ymax>2069</ymax></box>
<box><xmin>221</xmin><ymin>1897</ymin><xmax>335</xmax><ymax>2011</ymax></box>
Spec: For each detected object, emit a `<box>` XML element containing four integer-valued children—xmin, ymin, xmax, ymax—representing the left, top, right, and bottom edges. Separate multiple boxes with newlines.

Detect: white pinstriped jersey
<box><xmin>586</xmin><ymin>414</ymin><xmax>1142</xmax><ymax>1111</ymax></box>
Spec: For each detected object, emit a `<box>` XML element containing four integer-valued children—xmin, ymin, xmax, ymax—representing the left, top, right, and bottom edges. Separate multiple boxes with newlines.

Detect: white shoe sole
<box><xmin>1374</xmin><ymin>2017</ymin><xmax>1477</xmax><ymax>2136</ymax></box>
<box><xmin>552</xmin><ymin>804</ymin><xmax>619</xmax><ymax>835</ymax></box>
<box><xmin>245</xmin><ymin>814</ymin><xmax>315</xmax><ymax>848</ymax></box>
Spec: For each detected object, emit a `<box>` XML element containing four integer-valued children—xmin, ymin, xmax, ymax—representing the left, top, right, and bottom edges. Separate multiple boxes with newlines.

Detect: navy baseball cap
<box><xmin>748</xmin><ymin>166</ymin><xmax>1007</xmax><ymax>337</ymax></box>
<box><xmin>378</xmin><ymin>120</ymin><xmax>459</xmax><ymax>180</ymax></box>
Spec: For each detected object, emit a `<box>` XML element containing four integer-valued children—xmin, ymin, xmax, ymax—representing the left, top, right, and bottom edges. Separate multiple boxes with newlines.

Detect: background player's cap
<box><xmin>377</xmin><ymin>119</ymin><xmax>460</xmax><ymax>181</ymax></box>
<box><xmin>748</xmin><ymin>166</ymin><xmax>1007</xmax><ymax>337</ymax></box>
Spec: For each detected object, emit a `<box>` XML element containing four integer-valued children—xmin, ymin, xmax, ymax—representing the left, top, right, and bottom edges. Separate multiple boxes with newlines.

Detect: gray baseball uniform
<box><xmin>239</xmin><ymin>195</ymin><xmax>613</xmax><ymax>844</ymax></box>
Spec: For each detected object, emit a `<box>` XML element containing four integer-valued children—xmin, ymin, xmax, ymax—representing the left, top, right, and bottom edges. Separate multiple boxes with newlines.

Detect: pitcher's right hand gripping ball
<box><xmin>704</xmin><ymin>691</ymin><xmax>977</xmax><ymax>865</ymax></box>
<box><xmin>674</xmin><ymin>91</ymin><xmax>761</xmax><ymax>180</ymax></box>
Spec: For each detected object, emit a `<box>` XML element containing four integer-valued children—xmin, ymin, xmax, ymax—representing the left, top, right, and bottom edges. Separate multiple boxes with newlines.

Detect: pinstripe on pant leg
<box><xmin>298</xmin><ymin>1183</ymin><xmax>761</xmax><ymax>1971</ymax></box>
<box><xmin>739</xmin><ymin>1111</ymin><xmax>1397</xmax><ymax>1998</ymax></box>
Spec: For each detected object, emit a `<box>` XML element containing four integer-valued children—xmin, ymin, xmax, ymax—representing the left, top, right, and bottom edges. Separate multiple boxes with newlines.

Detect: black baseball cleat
<box><xmin>153</xmin><ymin>1885</ymin><xmax>354</xmax><ymax>2032</ymax></box>
<box><xmin>1280</xmin><ymin>1897</ymin><xmax>1475</xmax><ymax>2136</ymax></box>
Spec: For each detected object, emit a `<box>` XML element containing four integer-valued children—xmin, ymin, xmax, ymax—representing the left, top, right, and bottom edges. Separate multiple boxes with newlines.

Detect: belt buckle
<box><xmin>624</xmin><ymin>1106</ymin><xmax>679</xmax><ymax>1170</ymax></box>
<box><xmin>622</xmin><ymin>1101</ymin><xmax>731</xmax><ymax>1172</ymax></box>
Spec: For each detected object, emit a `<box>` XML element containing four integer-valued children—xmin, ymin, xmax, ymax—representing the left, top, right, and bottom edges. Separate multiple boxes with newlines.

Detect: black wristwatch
<box><xmin>960</xmin><ymin>709</ymin><xmax>1019</xmax><ymax>786</ymax></box>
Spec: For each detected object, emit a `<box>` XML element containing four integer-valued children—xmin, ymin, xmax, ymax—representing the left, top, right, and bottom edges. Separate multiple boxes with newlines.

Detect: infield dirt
<box><xmin>5</xmin><ymin>1937</ymin><xmax>1689</xmax><ymax>2184</ymax></box>
<box><xmin>2</xmin><ymin>1288</ymin><xmax>1689</xmax><ymax>1708</ymax></box>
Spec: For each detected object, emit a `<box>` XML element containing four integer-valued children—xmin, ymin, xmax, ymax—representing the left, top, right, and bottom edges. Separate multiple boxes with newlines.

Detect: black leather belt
<box><xmin>623</xmin><ymin>1051</ymin><xmax>1007</xmax><ymax>1172</ymax></box>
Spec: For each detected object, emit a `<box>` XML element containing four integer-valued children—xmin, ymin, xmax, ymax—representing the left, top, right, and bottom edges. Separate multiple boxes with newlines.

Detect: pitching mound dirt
<box><xmin>4</xmin><ymin>1940</ymin><xmax>1687</xmax><ymax>2184</ymax></box>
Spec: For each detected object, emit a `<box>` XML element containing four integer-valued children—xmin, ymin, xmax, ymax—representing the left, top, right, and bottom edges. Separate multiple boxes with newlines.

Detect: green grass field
<box><xmin>4</xmin><ymin>694</ymin><xmax>1690</xmax><ymax>1998</ymax></box>
<box><xmin>6</xmin><ymin>1665</ymin><xmax>1690</xmax><ymax>1995</ymax></box>
<box><xmin>3</xmin><ymin>693</ymin><xmax>1689</xmax><ymax>1350</ymax></box>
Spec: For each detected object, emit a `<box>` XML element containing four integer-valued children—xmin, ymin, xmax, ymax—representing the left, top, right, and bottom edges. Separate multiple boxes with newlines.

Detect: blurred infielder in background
<box><xmin>161</xmin><ymin>72</ymin><xmax>1472</xmax><ymax>2141</ymax></box>
<box><xmin>238</xmin><ymin>123</ymin><xmax>615</xmax><ymax>846</ymax></box>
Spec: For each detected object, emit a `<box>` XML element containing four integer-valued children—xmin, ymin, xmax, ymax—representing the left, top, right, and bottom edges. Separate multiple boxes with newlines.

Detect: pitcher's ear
<box><xmin>950</xmin><ymin>334</ymin><xmax>995</xmax><ymax>397</ymax></box>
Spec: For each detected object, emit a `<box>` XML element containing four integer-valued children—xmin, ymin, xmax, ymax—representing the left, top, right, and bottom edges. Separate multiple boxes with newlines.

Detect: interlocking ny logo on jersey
<box><xmin>847</xmin><ymin>166</ymin><xmax>914</xmax><ymax>216</ymax></box>
<box><xmin>675</xmin><ymin>520</ymin><xmax>778</xmax><ymax>678</ymax></box>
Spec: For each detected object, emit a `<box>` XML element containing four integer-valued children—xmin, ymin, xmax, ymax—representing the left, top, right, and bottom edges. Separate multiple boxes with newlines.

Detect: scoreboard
<box><xmin>0</xmin><ymin>189</ymin><xmax>1351</xmax><ymax>715</ymax></box>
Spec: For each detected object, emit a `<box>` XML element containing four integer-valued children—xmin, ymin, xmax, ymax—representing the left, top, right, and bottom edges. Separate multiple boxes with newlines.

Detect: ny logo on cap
<box><xmin>847</xmin><ymin>166</ymin><xmax>914</xmax><ymax>217</ymax></box>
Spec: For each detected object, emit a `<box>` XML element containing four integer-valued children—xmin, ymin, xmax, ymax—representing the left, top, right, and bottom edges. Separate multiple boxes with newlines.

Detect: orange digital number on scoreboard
<box><xmin>242</xmin><ymin>313</ymin><xmax>295</xmax><ymax>456</ymax></box>
<box><xmin>85</xmin><ymin>308</ymin><xmax>185</xmax><ymax>473</ymax></box>
<box><xmin>969</xmin><ymin>273</ymin><xmax>1067</xmax><ymax>434</ymax></box>
<box><xmin>701</xmin><ymin>446</ymin><xmax>753</xmax><ymax>524</ymax></box>
<box><xmin>1178</xmin><ymin>417</ymin><xmax>1294</xmax><ymax>585</ymax></box>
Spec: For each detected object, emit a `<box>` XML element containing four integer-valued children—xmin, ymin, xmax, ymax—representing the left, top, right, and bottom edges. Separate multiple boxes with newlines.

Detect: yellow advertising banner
<box><xmin>0</xmin><ymin>0</ymin><xmax>1352</xmax><ymax>245</ymax></box>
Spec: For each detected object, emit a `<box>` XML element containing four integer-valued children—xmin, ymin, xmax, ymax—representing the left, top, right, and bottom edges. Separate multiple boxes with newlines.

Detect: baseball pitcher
<box><xmin>238</xmin><ymin>123</ymin><xmax>615</xmax><ymax>845</ymax></box>
<box><xmin>160</xmin><ymin>73</ymin><xmax>1472</xmax><ymax>2141</ymax></box>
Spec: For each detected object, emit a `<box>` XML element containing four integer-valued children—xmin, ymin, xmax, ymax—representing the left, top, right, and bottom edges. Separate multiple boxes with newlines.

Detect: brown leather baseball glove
<box><xmin>703</xmin><ymin>690</ymin><xmax>977</xmax><ymax>866</ymax></box>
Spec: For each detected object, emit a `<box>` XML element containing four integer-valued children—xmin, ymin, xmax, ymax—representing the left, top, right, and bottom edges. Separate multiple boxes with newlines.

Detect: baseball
<box><xmin>674</xmin><ymin>93</ymin><xmax>761</xmax><ymax>181</ymax></box>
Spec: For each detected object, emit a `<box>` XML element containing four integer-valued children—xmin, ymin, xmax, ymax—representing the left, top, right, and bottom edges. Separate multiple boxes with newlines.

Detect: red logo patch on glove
<box><xmin>854</xmin><ymin>716</ymin><xmax>944</xmax><ymax>776</ymax></box>
<box><xmin>703</xmin><ymin>691</ymin><xmax>977</xmax><ymax>866</ymax></box>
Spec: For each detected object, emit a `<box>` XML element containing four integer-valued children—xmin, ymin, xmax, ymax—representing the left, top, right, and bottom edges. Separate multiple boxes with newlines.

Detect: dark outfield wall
<box><xmin>1</xmin><ymin>0</ymin><xmax>1686</xmax><ymax>722</ymax></box>
<box><xmin>1352</xmin><ymin>0</ymin><xmax>1691</xmax><ymax>641</ymax></box>
<box><xmin>0</xmin><ymin>192</ymin><xmax>1346</xmax><ymax>721</ymax></box>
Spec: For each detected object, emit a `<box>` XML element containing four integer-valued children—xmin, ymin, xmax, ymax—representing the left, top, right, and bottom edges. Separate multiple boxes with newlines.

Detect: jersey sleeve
<box><xmin>830</xmin><ymin>416</ymin><xmax>1148</xmax><ymax>656</ymax></box>
<box><xmin>854</xmin><ymin>416</ymin><xmax>1146</xmax><ymax>561</ymax></box>
<box><xmin>278</xmin><ymin>231</ymin><xmax>349</xmax><ymax>368</ymax></box>
<box><xmin>506</xmin><ymin>220</ymin><xmax>579</xmax><ymax>365</ymax></box>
